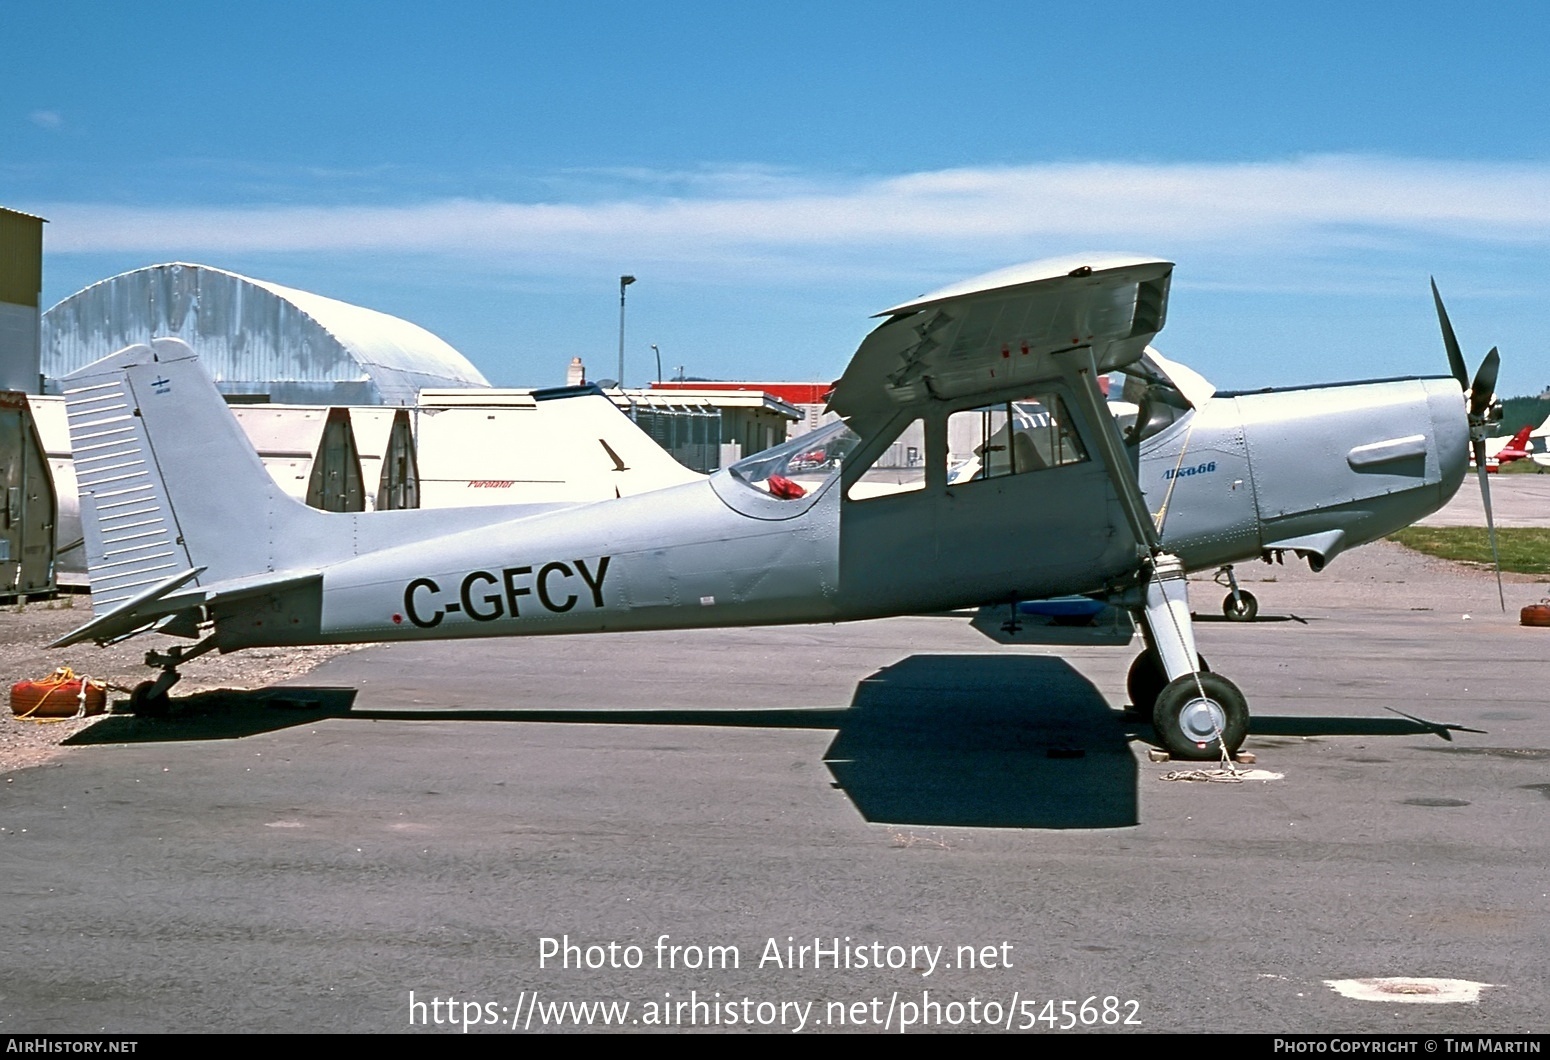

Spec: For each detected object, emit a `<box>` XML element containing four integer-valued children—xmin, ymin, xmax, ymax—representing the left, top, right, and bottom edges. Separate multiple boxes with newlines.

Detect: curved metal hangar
<box><xmin>41</xmin><ymin>262</ymin><xmax>490</xmax><ymax>406</ymax></box>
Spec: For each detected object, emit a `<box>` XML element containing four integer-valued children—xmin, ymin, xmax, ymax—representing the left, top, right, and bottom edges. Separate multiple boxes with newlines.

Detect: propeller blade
<box><xmin>1473</xmin><ymin>437</ymin><xmax>1506</xmax><ymax>611</ymax></box>
<box><xmin>1469</xmin><ymin>347</ymin><xmax>1501</xmax><ymax>421</ymax></box>
<box><xmin>1431</xmin><ymin>277</ymin><xmax>1470</xmax><ymax>391</ymax></box>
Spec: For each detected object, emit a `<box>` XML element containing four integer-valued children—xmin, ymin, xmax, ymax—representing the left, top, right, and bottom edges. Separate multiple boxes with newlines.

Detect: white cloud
<box><xmin>30</xmin><ymin>155</ymin><xmax>1550</xmax><ymax>278</ymax></box>
<box><xmin>28</xmin><ymin>110</ymin><xmax>63</xmax><ymax>129</ymax></box>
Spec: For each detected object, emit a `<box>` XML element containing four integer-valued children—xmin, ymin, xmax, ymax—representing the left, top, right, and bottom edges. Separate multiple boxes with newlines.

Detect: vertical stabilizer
<box><xmin>63</xmin><ymin>338</ymin><xmax>320</xmax><ymax>611</ymax></box>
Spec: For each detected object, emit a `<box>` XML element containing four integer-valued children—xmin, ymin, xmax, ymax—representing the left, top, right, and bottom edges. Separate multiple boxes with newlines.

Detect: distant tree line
<box><xmin>1498</xmin><ymin>394</ymin><xmax>1550</xmax><ymax>436</ymax></box>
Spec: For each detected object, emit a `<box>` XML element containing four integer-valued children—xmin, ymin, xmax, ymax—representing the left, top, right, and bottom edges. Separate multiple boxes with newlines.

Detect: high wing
<box><xmin>828</xmin><ymin>253</ymin><xmax>1173</xmax><ymax>436</ymax></box>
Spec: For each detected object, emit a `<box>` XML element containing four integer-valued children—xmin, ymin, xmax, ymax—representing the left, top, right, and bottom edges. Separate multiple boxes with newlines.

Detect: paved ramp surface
<box><xmin>3</xmin><ymin>543</ymin><xmax>1548</xmax><ymax>1034</ymax></box>
<box><xmin>1416</xmin><ymin>474</ymin><xmax>1550</xmax><ymax>528</ymax></box>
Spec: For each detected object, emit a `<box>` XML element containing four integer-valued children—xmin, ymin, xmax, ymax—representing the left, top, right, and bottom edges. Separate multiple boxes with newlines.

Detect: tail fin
<box><xmin>63</xmin><ymin>338</ymin><xmax>320</xmax><ymax>612</ymax></box>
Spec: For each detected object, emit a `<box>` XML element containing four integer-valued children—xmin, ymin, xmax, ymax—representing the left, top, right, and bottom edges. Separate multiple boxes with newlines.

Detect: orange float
<box><xmin>10</xmin><ymin>668</ymin><xmax>108</xmax><ymax>720</ymax></box>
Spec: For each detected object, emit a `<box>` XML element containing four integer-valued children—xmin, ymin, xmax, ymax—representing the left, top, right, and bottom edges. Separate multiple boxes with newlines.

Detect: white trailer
<box><xmin>415</xmin><ymin>386</ymin><xmax>701</xmax><ymax>507</ymax></box>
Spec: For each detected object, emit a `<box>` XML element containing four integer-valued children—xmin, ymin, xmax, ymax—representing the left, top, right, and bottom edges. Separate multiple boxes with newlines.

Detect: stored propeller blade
<box><xmin>1431</xmin><ymin>277</ymin><xmax>1470</xmax><ymax>391</ymax></box>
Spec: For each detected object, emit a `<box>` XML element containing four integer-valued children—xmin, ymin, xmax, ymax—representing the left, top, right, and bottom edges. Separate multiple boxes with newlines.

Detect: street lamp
<box><xmin>617</xmin><ymin>275</ymin><xmax>636</xmax><ymax>388</ymax></box>
<box><xmin>651</xmin><ymin>344</ymin><xmax>661</xmax><ymax>386</ymax></box>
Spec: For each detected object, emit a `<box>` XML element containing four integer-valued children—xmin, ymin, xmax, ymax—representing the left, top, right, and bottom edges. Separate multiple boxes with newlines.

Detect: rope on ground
<box><xmin>1160</xmin><ymin>766</ymin><xmax>1245</xmax><ymax>783</ymax></box>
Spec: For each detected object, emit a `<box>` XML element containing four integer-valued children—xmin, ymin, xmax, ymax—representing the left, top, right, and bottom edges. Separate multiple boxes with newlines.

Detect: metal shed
<box><xmin>42</xmin><ymin>263</ymin><xmax>491</xmax><ymax>405</ymax></box>
<box><xmin>348</xmin><ymin>406</ymin><xmax>420</xmax><ymax>511</ymax></box>
<box><xmin>230</xmin><ymin>405</ymin><xmax>366</xmax><ymax>512</ymax></box>
<box><xmin>23</xmin><ymin>394</ymin><xmax>80</xmax><ymax>587</ymax></box>
<box><xmin>0</xmin><ymin>391</ymin><xmax>57</xmax><ymax>596</ymax></box>
<box><xmin>624</xmin><ymin>386</ymin><xmax>800</xmax><ymax>468</ymax></box>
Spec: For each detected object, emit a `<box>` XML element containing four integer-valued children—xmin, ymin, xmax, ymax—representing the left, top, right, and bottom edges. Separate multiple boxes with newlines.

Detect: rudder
<box><xmin>63</xmin><ymin>338</ymin><xmax>319</xmax><ymax>611</ymax></box>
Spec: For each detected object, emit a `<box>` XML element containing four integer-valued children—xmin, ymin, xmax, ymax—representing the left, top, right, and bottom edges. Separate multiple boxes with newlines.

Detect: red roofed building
<box><xmin>650</xmin><ymin>380</ymin><xmax>836</xmax><ymax>438</ymax></box>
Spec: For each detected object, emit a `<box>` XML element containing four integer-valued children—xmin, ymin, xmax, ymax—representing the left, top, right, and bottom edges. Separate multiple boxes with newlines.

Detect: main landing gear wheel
<box><xmin>1152</xmin><ymin>673</ymin><xmax>1248</xmax><ymax>760</ymax></box>
<box><xmin>128</xmin><ymin>680</ymin><xmax>170</xmax><ymax>718</ymax></box>
<box><xmin>1222</xmin><ymin>590</ymin><xmax>1259</xmax><ymax>622</ymax></box>
<box><xmin>1126</xmin><ymin>651</ymin><xmax>1209</xmax><ymax>716</ymax></box>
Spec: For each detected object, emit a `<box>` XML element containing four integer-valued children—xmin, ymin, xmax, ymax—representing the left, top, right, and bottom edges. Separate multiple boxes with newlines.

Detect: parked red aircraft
<box><xmin>1477</xmin><ymin>424</ymin><xmax>1534</xmax><ymax>472</ymax></box>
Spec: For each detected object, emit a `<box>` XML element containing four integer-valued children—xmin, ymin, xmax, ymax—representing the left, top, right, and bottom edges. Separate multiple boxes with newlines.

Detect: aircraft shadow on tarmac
<box><xmin>64</xmin><ymin>657</ymin><xmax>1141</xmax><ymax>830</ymax></box>
<box><xmin>61</xmin><ymin>657</ymin><xmax>1478</xmax><ymax>830</ymax></box>
<box><xmin>820</xmin><ymin>655</ymin><xmax>1138</xmax><ymax>829</ymax></box>
<box><xmin>63</xmin><ymin>687</ymin><xmax>360</xmax><ymax>744</ymax></box>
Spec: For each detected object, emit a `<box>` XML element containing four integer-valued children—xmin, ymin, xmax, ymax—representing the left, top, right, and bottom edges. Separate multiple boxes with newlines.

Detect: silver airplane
<box><xmin>52</xmin><ymin>254</ymin><xmax>1500</xmax><ymax>760</ymax></box>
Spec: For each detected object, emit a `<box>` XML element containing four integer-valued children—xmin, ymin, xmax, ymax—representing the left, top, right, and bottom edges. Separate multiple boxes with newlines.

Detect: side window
<box><xmin>947</xmin><ymin>393</ymin><xmax>1088</xmax><ymax>486</ymax></box>
<box><xmin>845</xmin><ymin>418</ymin><xmax>927</xmax><ymax>501</ymax></box>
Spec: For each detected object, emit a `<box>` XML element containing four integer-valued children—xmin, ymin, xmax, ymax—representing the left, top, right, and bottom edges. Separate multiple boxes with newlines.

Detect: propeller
<box><xmin>1431</xmin><ymin>278</ymin><xmax>1505</xmax><ymax>610</ymax></box>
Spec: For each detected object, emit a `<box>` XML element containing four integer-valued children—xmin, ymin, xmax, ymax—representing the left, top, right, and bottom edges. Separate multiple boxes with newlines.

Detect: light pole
<box><xmin>651</xmin><ymin>344</ymin><xmax>661</xmax><ymax>386</ymax></box>
<box><xmin>617</xmin><ymin>275</ymin><xmax>635</xmax><ymax>388</ymax></box>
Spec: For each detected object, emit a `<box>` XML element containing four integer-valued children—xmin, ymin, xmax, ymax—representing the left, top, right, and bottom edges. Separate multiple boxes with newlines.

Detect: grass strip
<box><xmin>1389</xmin><ymin>527</ymin><xmax>1550</xmax><ymax>575</ymax></box>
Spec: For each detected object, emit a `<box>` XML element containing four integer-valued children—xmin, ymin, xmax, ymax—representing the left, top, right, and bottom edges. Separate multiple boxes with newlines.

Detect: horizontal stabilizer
<box><xmin>50</xmin><ymin>566</ymin><xmax>206</xmax><ymax>647</ymax></box>
<box><xmin>50</xmin><ymin>567</ymin><xmax>322</xmax><ymax>648</ymax></box>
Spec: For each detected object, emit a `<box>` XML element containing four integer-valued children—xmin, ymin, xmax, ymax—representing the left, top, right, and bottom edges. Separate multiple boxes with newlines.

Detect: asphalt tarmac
<box><xmin>2</xmin><ymin>544</ymin><xmax>1547</xmax><ymax>1035</ymax></box>
<box><xmin>1417</xmin><ymin>472</ymin><xmax>1550</xmax><ymax>528</ymax></box>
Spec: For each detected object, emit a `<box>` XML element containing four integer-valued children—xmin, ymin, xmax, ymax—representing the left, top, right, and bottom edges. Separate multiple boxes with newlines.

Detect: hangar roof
<box><xmin>42</xmin><ymin>262</ymin><xmax>490</xmax><ymax>405</ymax></box>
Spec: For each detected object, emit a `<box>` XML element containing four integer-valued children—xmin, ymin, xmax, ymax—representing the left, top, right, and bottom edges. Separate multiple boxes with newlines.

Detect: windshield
<box><xmin>728</xmin><ymin>419</ymin><xmax>862</xmax><ymax>500</ymax></box>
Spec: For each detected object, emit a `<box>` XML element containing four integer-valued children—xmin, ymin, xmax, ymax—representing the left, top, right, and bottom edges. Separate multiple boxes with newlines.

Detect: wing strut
<box><xmin>1055</xmin><ymin>348</ymin><xmax>1195</xmax><ymax>673</ymax></box>
<box><xmin>1056</xmin><ymin>347</ymin><xmax>1159</xmax><ymax>554</ymax></box>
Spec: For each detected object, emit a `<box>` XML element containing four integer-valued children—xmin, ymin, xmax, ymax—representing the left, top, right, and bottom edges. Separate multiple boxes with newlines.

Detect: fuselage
<box><xmin>214</xmin><ymin>374</ymin><xmax>1469</xmax><ymax>651</ymax></box>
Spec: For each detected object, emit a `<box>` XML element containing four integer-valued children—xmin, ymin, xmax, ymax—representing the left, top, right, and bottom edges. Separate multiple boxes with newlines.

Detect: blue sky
<box><xmin>4</xmin><ymin>1</ymin><xmax>1548</xmax><ymax>394</ymax></box>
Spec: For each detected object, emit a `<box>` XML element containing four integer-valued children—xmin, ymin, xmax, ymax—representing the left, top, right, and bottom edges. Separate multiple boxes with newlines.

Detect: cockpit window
<box><xmin>946</xmin><ymin>393</ymin><xmax>1089</xmax><ymax>485</ymax></box>
<box><xmin>728</xmin><ymin>419</ymin><xmax>862</xmax><ymax>499</ymax></box>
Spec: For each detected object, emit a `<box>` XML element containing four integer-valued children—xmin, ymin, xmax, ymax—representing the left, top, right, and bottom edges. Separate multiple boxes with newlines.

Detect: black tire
<box><xmin>1152</xmin><ymin>672</ymin><xmax>1248</xmax><ymax>760</ymax></box>
<box><xmin>1125</xmin><ymin>651</ymin><xmax>1209</xmax><ymax>715</ymax></box>
<box><xmin>128</xmin><ymin>680</ymin><xmax>170</xmax><ymax>718</ymax></box>
<box><xmin>1222</xmin><ymin>590</ymin><xmax>1259</xmax><ymax>622</ymax></box>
